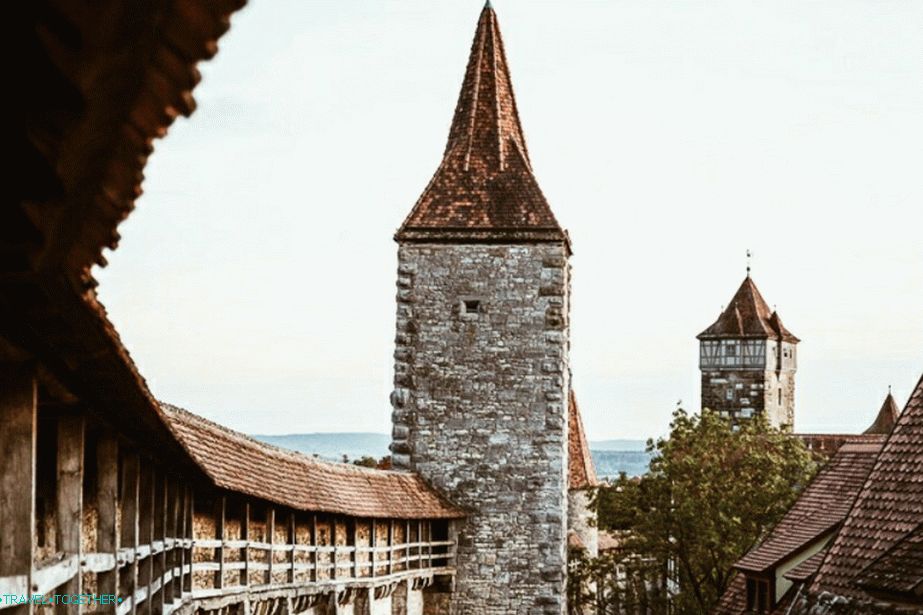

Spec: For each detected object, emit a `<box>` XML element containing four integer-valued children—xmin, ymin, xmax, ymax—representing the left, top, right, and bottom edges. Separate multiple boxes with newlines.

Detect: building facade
<box><xmin>698</xmin><ymin>276</ymin><xmax>800</xmax><ymax>428</ymax></box>
<box><xmin>390</xmin><ymin>4</ymin><xmax>573</xmax><ymax>613</ymax></box>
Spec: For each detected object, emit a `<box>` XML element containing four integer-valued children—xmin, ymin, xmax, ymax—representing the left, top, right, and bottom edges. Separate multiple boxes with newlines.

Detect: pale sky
<box><xmin>96</xmin><ymin>0</ymin><xmax>923</xmax><ymax>440</ymax></box>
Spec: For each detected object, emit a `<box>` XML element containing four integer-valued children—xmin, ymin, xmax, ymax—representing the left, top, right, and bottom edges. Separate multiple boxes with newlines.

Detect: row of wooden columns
<box><xmin>0</xmin><ymin>364</ymin><xmax>195</xmax><ymax>615</ymax></box>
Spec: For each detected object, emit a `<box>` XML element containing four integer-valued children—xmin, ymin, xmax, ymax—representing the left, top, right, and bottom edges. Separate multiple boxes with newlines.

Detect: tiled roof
<box><xmin>161</xmin><ymin>404</ymin><xmax>464</xmax><ymax>519</ymax></box>
<box><xmin>784</xmin><ymin>549</ymin><xmax>827</xmax><ymax>583</ymax></box>
<box><xmin>569</xmin><ymin>390</ymin><xmax>598</xmax><ymax>490</ymax></box>
<box><xmin>809</xmin><ymin>375</ymin><xmax>923</xmax><ymax>605</ymax></box>
<box><xmin>854</xmin><ymin>523</ymin><xmax>923</xmax><ymax>598</ymax></box>
<box><xmin>698</xmin><ymin>277</ymin><xmax>799</xmax><ymax>342</ymax></box>
<box><xmin>735</xmin><ymin>438</ymin><xmax>884</xmax><ymax>573</ymax></box>
<box><xmin>396</xmin><ymin>4</ymin><xmax>566</xmax><ymax>244</ymax></box>
<box><xmin>864</xmin><ymin>392</ymin><xmax>901</xmax><ymax>435</ymax></box>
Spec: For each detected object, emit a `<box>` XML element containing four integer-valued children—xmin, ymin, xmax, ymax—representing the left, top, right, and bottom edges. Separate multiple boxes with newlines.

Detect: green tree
<box><xmin>589</xmin><ymin>408</ymin><xmax>817</xmax><ymax>614</ymax></box>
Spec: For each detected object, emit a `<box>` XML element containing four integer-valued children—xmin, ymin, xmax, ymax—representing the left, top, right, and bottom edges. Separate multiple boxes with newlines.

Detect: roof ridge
<box><xmin>160</xmin><ymin>402</ymin><xmax>404</xmax><ymax>478</ymax></box>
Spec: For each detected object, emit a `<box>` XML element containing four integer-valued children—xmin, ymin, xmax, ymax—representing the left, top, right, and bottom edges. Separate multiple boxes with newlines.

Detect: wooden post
<box><xmin>119</xmin><ymin>453</ymin><xmax>140</xmax><ymax>615</ymax></box>
<box><xmin>96</xmin><ymin>433</ymin><xmax>119</xmax><ymax>614</ymax></box>
<box><xmin>0</xmin><ymin>365</ymin><xmax>36</xmax><ymax>615</ymax></box>
<box><xmin>163</xmin><ymin>479</ymin><xmax>176</xmax><ymax>606</ymax></box>
<box><xmin>330</xmin><ymin>519</ymin><xmax>337</xmax><ymax>582</ymax></box>
<box><xmin>55</xmin><ymin>414</ymin><xmax>85</xmax><ymax>614</ymax></box>
<box><xmin>351</xmin><ymin>520</ymin><xmax>359</xmax><ymax>579</ymax></box>
<box><xmin>138</xmin><ymin>466</ymin><xmax>154</xmax><ymax>615</ymax></box>
<box><xmin>369</xmin><ymin>520</ymin><xmax>376</xmax><ymax>578</ymax></box>
<box><xmin>152</xmin><ymin>474</ymin><xmax>166</xmax><ymax>615</ymax></box>
<box><xmin>387</xmin><ymin>520</ymin><xmax>394</xmax><ymax>576</ymax></box>
<box><xmin>405</xmin><ymin>520</ymin><xmax>411</xmax><ymax>573</ymax></box>
<box><xmin>240</xmin><ymin>501</ymin><xmax>250</xmax><ymax>587</ymax></box>
<box><xmin>174</xmin><ymin>484</ymin><xmax>185</xmax><ymax>600</ymax></box>
<box><xmin>266</xmin><ymin>507</ymin><xmax>275</xmax><ymax>584</ymax></box>
<box><xmin>310</xmin><ymin>514</ymin><xmax>318</xmax><ymax>583</ymax></box>
<box><xmin>183</xmin><ymin>486</ymin><xmax>193</xmax><ymax>594</ymax></box>
<box><xmin>417</xmin><ymin>521</ymin><xmax>424</xmax><ymax>570</ymax></box>
<box><xmin>214</xmin><ymin>495</ymin><xmax>226</xmax><ymax>589</ymax></box>
<box><xmin>287</xmin><ymin>512</ymin><xmax>296</xmax><ymax>584</ymax></box>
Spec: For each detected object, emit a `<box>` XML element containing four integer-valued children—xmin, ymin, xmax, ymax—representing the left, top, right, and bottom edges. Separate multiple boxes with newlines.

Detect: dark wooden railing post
<box><xmin>120</xmin><ymin>453</ymin><xmax>140</xmax><ymax>615</ymax></box>
<box><xmin>183</xmin><ymin>486</ymin><xmax>193</xmax><ymax>594</ymax></box>
<box><xmin>310</xmin><ymin>514</ymin><xmax>318</xmax><ymax>583</ymax></box>
<box><xmin>387</xmin><ymin>520</ymin><xmax>394</xmax><ymax>576</ymax></box>
<box><xmin>369</xmin><ymin>520</ymin><xmax>376</xmax><ymax>578</ymax></box>
<box><xmin>153</xmin><ymin>474</ymin><xmax>166</xmax><ymax>615</ymax></box>
<box><xmin>214</xmin><ymin>495</ymin><xmax>226</xmax><ymax>589</ymax></box>
<box><xmin>266</xmin><ymin>507</ymin><xmax>275</xmax><ymax>584</ymax></box>
<box><xmin>240</xmin><ymin>501</ymin><xmax>250</xmax><ymax>587</ymax></box>
<box><xmin>138</xmin><ymin>466</ymin><xmax>155</xmax><ymax>615</ymax></box>
<box><xmin>350</xmin><ymin>520</ymin><xmax>359</xmax><ymax>579</ymax></box>
<box><xmin>0</xmin><ymin>364</ymin><xmax>36</xmax><ymax>615</ymax></box>
<box><xmin>96</xmin><ymin>433</ymin><xmax>119</xmax><ymax>614</ymax></box>
<box><xmin>287</xmin><ymin>512</ymin><xmax>296</xmax><ymax>584</ymax></box>
<box><xmin>163</xmin><ymin>478</ymin><xmax>176</xmax><ymax>606</ymax></box>
<box><xmin>55</xmin><ymin>413</ymin><xmax>85</xmax><ymax>614</ymax></box>
<box><xmin>405</xmin><ymin>520</ymin><xmax>411</xmax><ymax>573</ymax></box>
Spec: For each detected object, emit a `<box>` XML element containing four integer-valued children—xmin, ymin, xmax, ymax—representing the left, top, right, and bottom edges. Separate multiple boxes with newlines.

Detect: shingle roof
<box><xmin>396</xmin><ymin>4</ymin><xmax>566</xmax><ymax>244</ymax></box>
<box><xmin>161</xmin><ymin>404</ymin><xmax>464</xmax><ymax>519</ymax></box>
<box><xmin>735</xmin><ymin>438</ymin><xmax>884</xmax><ymax>574</ymax></box>
<box><xmin>854</xmin><ymin>523</ymin><xmax>923</xmax><ymax>598</ymax></box>
<box><xmin>809</xmin><ymin>374</ymin><xmax>923</xmax><ymax>605</ymax></box>
<box><xmin>568</xmin><ymin>390</ymin><xmax>598</xmax><ymax>490</ymax></box>
<box><xmin>864</xmin><ymin>392</ymin><xmax>901</xmax><ymax>435</ymax></box>
<box><xmin>698</xmin><ymin>277</ymin><xmax>799</xmax><ymax>342</ymax></box>
<box><xmin>784</xmin><ymin>549</ymin><xmax>827</xmax><ymax>583</ymax></box>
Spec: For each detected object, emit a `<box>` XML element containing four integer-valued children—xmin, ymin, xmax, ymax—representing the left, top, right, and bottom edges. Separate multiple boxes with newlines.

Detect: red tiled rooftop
<box><xmin>735</xmin><ymin>437</ymin><xmax>884</xmax><ymax>574</ymax></box>
<box><xmin>698</xmin><ymin>276</ymin><xmax>798</xmax><ymax>342</ymax></box>
<box><xmin>161</xmin><ymin>403</ymin><xmax>464</xmax><ymax>519</ymax></box>
<box><xmin>396</xmin><ymin>4</ymin><xmax>565</xmax><ymax>244</ymax></box>
<box><xmin>809</xmin><ymin>374</ymin><xmax>923</xmax><ymax>605</ymax></box>
<box><xmin>569</xmin><ymin>390</ymin><xmax>598</xmax><ymax>490</ymax></box>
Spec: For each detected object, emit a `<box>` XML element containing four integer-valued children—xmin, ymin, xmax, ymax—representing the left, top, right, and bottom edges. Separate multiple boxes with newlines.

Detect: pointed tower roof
<box><xmin>697</xmin><ymin>276</ymin><xmax>799</xmax><ymax>342</ymax></box>
<box><xmin>569</xmin><ymin>390</ymin><xmax>598</xmax><ymax>490</ymax></box>
<box><xmin>864</xmin><ymin>391</ymin><xmax>901</xmax><ymax>435</ymax></box>
<box><xmin>396</xmin><ymin>4</ymin><xmax>566</xmax><ymax>244</ymax></box>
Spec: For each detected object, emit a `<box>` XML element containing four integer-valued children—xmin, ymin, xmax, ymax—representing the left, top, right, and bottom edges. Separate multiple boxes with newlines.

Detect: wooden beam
<box><xmin>310</xmin><ymin>514</ymin><xmax>319</xmax><ymax>583</ymax></box>
<box><xmin>351</xmin><ymin>519</ymin><xmax>359</xmax><ymax>579</ymax></box>
<box><xmin>265</xmin><ymin>507</ymin><xmax>275</xmax><ymax>585</ymax></box>
<box><xmin>387</xmin><ymin>520</ymin><xmax>394</xmax><ymax>576</ymax></box>
<box><xmin>0</xmin><ymin>364</ymin><xmax>36</xmax><ymax>615</ymax></box>
<box><xmin>183</xmin><ymin>486</ymin><xmax>193</xmax><ymax>594</ymax></box>
<box><xmin>96</xmin><ymin>433</ymin><xmax>119</xmax><ymax>615</ymax></box>
<box><xmin>240</xmin><ymin>501</ymin><xmax>250</xmax><ymax>587</ymax></box>
<box><xmin>152</xmin><ymin>474</ymin><xmax>166</xmax><ymax>615</ymax></box>
<box><xmin>138</xmin><ymin>466</ymin><xmax>155</xmax><ymax>615</ymax></box>
<box><xmin>55</xmin><ymin>413</ymin><xmax>85</xmax><ymax>614</ymax></box>
<box><xmin>369</xmin><ymin>520</ymin><xmax>376</xmax><ymax>578</ymax></box>
<box><xmin>214</xmin><ymin>495</ymin><xmax>226</xmax><ymax>589</ymax></box>
<box><xmin>119</xmin><ymin>453</ymin><xmax>140</xmax><ymax>615</ymax></box>
<box><xmin>287</xmin><ymin>512</ymin><xmax>296</xmax><ymax>584</ymax></box>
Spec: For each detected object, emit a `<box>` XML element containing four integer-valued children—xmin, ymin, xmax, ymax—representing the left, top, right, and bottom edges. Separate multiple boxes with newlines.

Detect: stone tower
<box><xmin>697</xmin><ymin>275</ymin><xmax>799</xmax><ymax>428</ymax></box>
<box><xmin>390</xmin><ymin>4</ymin><xmax>571</xmax><ymax>613</ymax></box>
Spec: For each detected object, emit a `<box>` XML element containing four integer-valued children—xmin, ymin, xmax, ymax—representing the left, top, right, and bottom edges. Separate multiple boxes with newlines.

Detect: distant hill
<box><xmin>589</xmin><ymin>439</ymin><xmax>648</xmax><ymax>451</ymax></box>
<box><xmin>252</xmin><ymin>433</ymin><xmax>652</xmax><ymax>478</ymax></box>
<box><xmin>251</xmin><ymin>432</ymin><xmax>390</xmax><ymax>461</ymax></box>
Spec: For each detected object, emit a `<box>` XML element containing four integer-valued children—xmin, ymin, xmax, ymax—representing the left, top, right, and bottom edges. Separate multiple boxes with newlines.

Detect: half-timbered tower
<box><xmin>390</xmin><ymin>4</ymin><xmax>571</xmax><ymax>613</ymax></box>
<box><xmin>697</xmin><ymin>276</ymin><xmax>800</xmax><ymax>428</ymax></box>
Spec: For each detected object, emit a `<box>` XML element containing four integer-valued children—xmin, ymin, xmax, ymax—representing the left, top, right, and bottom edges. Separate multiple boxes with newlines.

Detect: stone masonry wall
<box><xmin>391</xmin><ymin>243</ymin><xmax>570</xmax><ymax>615</ymax></box>
<box><xmin>700</xmin><ymin>369</ymin><xmax>795</xmax><ymax>429</ymax></box>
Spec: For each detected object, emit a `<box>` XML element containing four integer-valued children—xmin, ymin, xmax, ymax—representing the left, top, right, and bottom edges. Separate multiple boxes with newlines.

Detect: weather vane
<box><xmin>746</xmin><ymin>249</ymin><xmax>752</xmax><ymax>277</ymax></box>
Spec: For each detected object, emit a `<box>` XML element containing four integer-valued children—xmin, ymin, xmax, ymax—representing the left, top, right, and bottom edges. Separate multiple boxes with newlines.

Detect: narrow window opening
<box><xmin>463</xmin><ymin>300</ymin><xmax>480</xmax><ymax>314</ymax></box>
<box><xmin>778</xmin><ymin>388</ymin><xmax>782</xmax><ymax>405</ymax></box>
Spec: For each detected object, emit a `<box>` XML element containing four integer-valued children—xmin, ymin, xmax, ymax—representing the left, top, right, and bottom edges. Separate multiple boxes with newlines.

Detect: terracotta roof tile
<box><xmin>809</xmin><ymin>374</ymin><xmax>923</xmax><ymax>606</ymax></box>
<box><xmin>784</xmin><ymin>549</ymin><xmax>827</xmax><ymax>583</ymax></box>
<box><xmin>854</xmin><ymin>523</ymin><xmax>923</xmax><ymax>598</ymax></box>
<box><xmin>735</xmin><ymin>438</ymin><xmax>883</xmax><ymax>573</ymax></box>
<box><xmin>396</xmin><ymin>4</ymin><xmax>565</xmax><ymax>244</ymax></box>
<box><xmin>161</xmin><ymin>404</ymin><xmax>464</xmax><ymax>519</ymax></box>
<box><xmin>698</xmin><ymin>277</ymin><xmax>799</xmax><ymax>342</ymax></box>
<box><xmin>569</xmin><ymin>390</ymin><xmax>598</xmax><ymax>490</ymax></box>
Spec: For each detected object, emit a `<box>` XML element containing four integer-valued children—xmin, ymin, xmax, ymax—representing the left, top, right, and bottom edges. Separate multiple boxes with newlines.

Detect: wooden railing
<box><xmin>0</xmin><ymin>366</ymin><xmax>456</xmax><ymax>615</ymax></box>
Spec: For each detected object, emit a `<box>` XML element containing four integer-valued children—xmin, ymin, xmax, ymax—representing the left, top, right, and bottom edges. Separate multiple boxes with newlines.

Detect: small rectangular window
<box><xmin>726</xmin><ymin>389</ymin><xmax>734</xmax><ymax>401</ymax></box>
<box><xmin>778</xmin><ymin>388</ymin><xmax>782</xmax><ymax>405</ymax></box>
<box><xmin>464</xmin><ymin>299</ymin><xmax>480</xmax><ymax>314</ymax></box>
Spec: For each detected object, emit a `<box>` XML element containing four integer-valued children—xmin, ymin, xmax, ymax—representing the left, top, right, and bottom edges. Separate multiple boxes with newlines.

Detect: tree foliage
<box><xmin>582</xmin><ymin>408</ymin><xmax>817</xmax><ymax>614</ymax></box>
